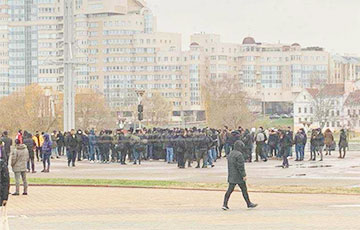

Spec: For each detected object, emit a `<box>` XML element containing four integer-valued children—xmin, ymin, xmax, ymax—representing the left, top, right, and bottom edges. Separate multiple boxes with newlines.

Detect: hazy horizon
<box><xmin>147</xmin><ymin>0</ymin><xmax>360</xmax><ymax>55</ymax></box>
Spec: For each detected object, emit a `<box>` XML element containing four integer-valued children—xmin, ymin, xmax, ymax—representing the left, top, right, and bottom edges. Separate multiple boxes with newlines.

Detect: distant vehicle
<box><xmin>289</xmin><ymin>113</ymin><xmax>294</xmax><ymax>118</ymax></box>
<box><xmin>281</xmin><ymin>114</ymin><xmax>290</xmax><ymax>118</ymax></box>
<box><xmin>269</xmin><ymin>114</ymin><xmax>280</xmax><ymax>119</ymax></box>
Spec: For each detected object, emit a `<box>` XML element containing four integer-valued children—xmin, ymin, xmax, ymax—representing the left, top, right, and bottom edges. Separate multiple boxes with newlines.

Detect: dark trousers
<box><xmin>339</xmin><ymin>147</ymin><xmax>346</xmax><ymax>158</ymax></box>
<box><xmin>223</xmin><ymin>182</ymin><xmax>251</xmax><ymax>207</ymax></box>
<box><xmin>35</xmin><ymin>147</ymin><xmax>42</xmax><ymax>161</ymax></box>
<box><xmin>43</xmin><ymin>154</ymin><xmax>51</xmax><ymax>169</ymax></box>
<box><xmin>27</xmin><ymin>151</ymin><xmax>35</xmax><ymax>172</ymax></box>
<box><xmin>255</xmin><ymin>143</ymin><xmax>267</xmax><ymax>161</ymax></box>
<box><xmin>218</xmin><ymin>144</ymin><xmax>224</xmax><ymax>158</ymax></box>
<box><xmin>67</xmin><ymin>149</ymin><xmax>77</xmax><ymax>166</ymax></box>
<box><xmin>77</xmin><ymin>146</ymin><xmax>83</xmax><ymax>161</ymax></box>
<box><xmin>269</xmin><ymin>146</ymin><xmax>277</xmax><ymax>157</ymax></box>
<box><xmin>177</xmin><ymin>152</ymin><xmax>185</xmax><ymax>168</ymax></box>
<box><xmin>281</xmin><ymin>146</ymin><xmax>289</xmax><ymax>167</ymax></box>
<box><xmin>57</xmin><ymin>145</ymin><xmax>63</xmax><ymax>156</ymax></box>
<box><xmin>102</xmin><ymin>148</ymin><xmax>110</xmax><ymax>162</ymax></box>
<box><xmin>310</xmin><ymin>144</ymin><xmax>316</xmax><ymax>160</ymax></box>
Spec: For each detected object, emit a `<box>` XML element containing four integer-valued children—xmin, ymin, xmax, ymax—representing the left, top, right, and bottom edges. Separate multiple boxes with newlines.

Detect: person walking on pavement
<box><xmin>222</xmin><ymin>140</ymin><xmax>257</xmax><ymax>210</ymax></box>
<box><xmin>0</xmin><ymin>142</ymin><xmax>9</xmax><ymax>206</ymax></box>
<box><xmin>11</xmin><ymin>139</ymin><xmax>29</xmax><ymax>195</ymax></box>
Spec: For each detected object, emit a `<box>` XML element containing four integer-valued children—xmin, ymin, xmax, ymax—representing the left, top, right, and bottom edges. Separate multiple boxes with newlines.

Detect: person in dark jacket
<box><xmin>315</xmin><ymin>129</ymin><xmax>325</xmax><ymax>161</ymax></box>
<box><xmin>338</xmin><ymin>129</ymin><xmax>348</xmax><ymax>159</ymax></box>
<box><xmin>195</xmin><ymin>132</ymin><xmax>211</xmax><ymax>168</ymax></box>
<box><xmin>241</xmin><ymin>129</ymin><xmax>253</xmax><ymax>162</ymax></box>
<box><xmin>23</xmin><ymin>131</ymin><xmax>36</xmax><ymax>173</ymax></box>
<box><xmin>279</xmin><ymin>130</ymin><xmax>292</xmax><ymax>168</ymax></box>
<box><xmin>57</xmin><ymin>131</ymin><xmax>65</xmax><ymax>156</ymax></box>
<box><xmin>76</xmin><ymin>130</ymin><xmax>84</xmax><ymax>161</ymax></box>
<box><xmin>65</xmin><ymin>129</ymin><xmax>78</xmax><ymax>167</ymax></box>
<box><xmin>309</xmin><ymin>129</ymin><xmax>317</xmax><ymax>161</ymax></box>
<box><xmin>1</xmin><ymin>131</ymin><xmax>12</xmax><ymax>164</ymax></box>
<box><xmin>175</xmin><ymin>131</ymin><xmax>186</xmax><ymax>169</ymax></box>
<box><xmin>0</xmin><ymin>141</ymin><xmax>9</xmax><ymax>206</ymax></box>
<box><xmin>41</xmin><ymin>134</ymin><xmax>52</xmax><ymax>173</ymax></box>
<box><xmin>184</xmin><ymin>131</ymin><xmax>194</xmax><ymax>167</ymax></box>
<box><xmin>101</xmin><ymin>130</ymin><xmax>113</xmax><ymax>163</ymax></box>
<box><xmin>267</xmin><ymin>129</ymin><xmax>279</xmax><ymax>158</ymax></box>
<box><xmin>88</xmin><ymin>129</ymin><xmax>96</xmax><ymax>163</ymax></box>
<box><xmin>294</xmin><ymin>129</ymin><xmax>307</xmax><ymax>161</ymax></box>
<box><xmin>222</xmin><ymin>140</ymin><xmax>257</xmax><ymax>210</ymax></box>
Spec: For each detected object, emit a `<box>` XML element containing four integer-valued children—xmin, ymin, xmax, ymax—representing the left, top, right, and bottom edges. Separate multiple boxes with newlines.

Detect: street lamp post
<box><xmin>63</xmin><ymin>0</ymin><xmax>76</xmax><ymax>132</ymax></box>
<box><xmin>135</xmin><ymin>90</ymin><xmax>145</xmax><ymax>129</ymax></box>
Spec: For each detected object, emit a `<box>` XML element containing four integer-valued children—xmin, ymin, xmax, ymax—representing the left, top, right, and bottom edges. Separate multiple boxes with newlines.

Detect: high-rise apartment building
<box><xmin>189</xmin><ymin>34</ymin><xmax>330</xmax><ymax>114</ymax></box>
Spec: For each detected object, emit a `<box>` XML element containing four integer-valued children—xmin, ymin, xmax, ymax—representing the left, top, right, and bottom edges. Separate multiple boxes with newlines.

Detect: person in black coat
<box><xmin>175</xmin><ymin>131</ymin><xmax>186</xmax><ymax>169</ymax></box>
<box><xmin>0</xmin><ymin>142</ymin><xmax>9</xmax><ymax>207</ymax></box>
<box><xmin>279</xmin><ymin>131</ymin><xmax>292</xmax><ymax>168</ymax></box>
<box><xmin>1</xmin><ymin>131</ymin><xmax>12</xmax><ymax>164</ymax></box>
<box><xmin>222</xmin><ymin>140</ymin><xmax>257</xmax><ymax>210</ymax></box>
<box><xmin>23</xmin><ymin>131</ymin><xmax>36</xmax><ymax>173</ymax></box>
<box><xmin>65</xmin><ymin>130</ymin><xmax>78</xmax><ymax>167</ymax></box>
<box><xmin>56</xmin><ymin>131</ymin><xmax>65</xmax><ymax>156</ymax></box>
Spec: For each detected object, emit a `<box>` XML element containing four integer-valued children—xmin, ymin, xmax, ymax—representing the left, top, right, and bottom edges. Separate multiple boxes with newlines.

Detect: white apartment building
<box><xmin>293</xmin><ymin>83</ymin><xmax>360</xmax><ymax>132</ymax></box>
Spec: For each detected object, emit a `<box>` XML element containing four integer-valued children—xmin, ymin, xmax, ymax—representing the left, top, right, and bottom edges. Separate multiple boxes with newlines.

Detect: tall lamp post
<box><xmin>63</xmin><ymin>0</ymin><xmax>75</xmax><ymax>132</ymax></box>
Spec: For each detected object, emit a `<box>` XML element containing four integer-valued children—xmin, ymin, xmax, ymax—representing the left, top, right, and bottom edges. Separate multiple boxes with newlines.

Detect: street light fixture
<box><xmin>135</xmin><ymin>89</ymin><xmax>146</xmax><ymax>129</ymax></box>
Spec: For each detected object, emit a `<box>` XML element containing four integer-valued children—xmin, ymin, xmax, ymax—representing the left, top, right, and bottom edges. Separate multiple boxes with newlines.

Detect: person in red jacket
<box><xmin>15</xmin><ymin>130</ymin><xmax>23</xmax><ymax>144</ymax></box>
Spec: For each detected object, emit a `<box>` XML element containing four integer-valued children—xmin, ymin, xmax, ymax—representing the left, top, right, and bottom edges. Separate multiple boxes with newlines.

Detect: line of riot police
<box><xmin>63</xmin><ymin>127</ymin><xmax>230</xmax><ymax>168</ymax></box>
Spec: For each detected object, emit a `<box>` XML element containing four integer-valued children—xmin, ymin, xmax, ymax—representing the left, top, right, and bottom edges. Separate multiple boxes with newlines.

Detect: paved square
<box><xmin>7</xmin><ymin>186</ymin><xmax>360</xmax><ymax>230</ymax></box>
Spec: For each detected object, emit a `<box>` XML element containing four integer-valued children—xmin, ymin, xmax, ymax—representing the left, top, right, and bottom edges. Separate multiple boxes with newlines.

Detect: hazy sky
<box><xmin>147</xmin><ymin>0</ymin><xmax>360</xmax><ymax>55</ymax></box>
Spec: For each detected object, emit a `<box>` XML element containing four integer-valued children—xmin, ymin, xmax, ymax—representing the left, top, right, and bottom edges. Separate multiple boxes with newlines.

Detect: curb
<box><xmin>9</xmin><ymin>183</ymin><xmax>360</xmax><ymax>196</ymax></box>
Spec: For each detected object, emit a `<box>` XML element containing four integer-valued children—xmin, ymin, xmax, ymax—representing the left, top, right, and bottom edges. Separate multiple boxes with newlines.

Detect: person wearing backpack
<box><xmin>255</xmin><ymin>127</ymin><xmax>268</xmax><ymax>162</ymax></box>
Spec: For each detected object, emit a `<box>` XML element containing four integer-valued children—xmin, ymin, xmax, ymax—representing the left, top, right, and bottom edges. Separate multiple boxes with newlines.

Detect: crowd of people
<box><xmin>0</xmin><ymin>125</ymin><xmax>349</xmax><ymax>200</ymax></box>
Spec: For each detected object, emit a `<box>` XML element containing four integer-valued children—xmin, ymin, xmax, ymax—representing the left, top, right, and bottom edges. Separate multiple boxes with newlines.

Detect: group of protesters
<box><xmin>0</xmin><ymin>125</ymin><xmax>350</xmax><ymax>201</ymax></box>
<box><xmin>0</xmin><ymin>126</ymin><xmax>350</xmax><ymax>172</ymax></box>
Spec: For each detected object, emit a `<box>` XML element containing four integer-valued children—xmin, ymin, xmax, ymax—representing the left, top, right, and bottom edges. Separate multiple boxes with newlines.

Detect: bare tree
<box><xmin>73</xmin><ymin>88</ymin><xmax>116</xmax><ymax>130</ymax></box>
<box><xmin>203</xmin><ymin>77</ymin><xmax>254</xmax><ymax>129</ymax></box>
<box><xmin>141</xmin><ymin>92</ymin><xmax>173</xmax><ymax>127</ymax></box>
<box><xmin>311</xmin><ymin>84</ymin><xmax>344</xmax><ymax>128</ymax></box>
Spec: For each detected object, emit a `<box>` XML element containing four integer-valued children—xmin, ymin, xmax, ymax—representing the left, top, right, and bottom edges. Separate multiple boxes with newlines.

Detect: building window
<box><xmin>298</xmin><ymin>107</ymin><xmax>301</xmax><ymax>113</ymax></box>
<box><xmin>304</xmin><ymin>108</ymin><xmax>307</xmax><ymax>113</ymax></box>
<box><xmin>299</xmin><ymin>118</ymin><xmax>301</xmax><ymax>123</ymax></box>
